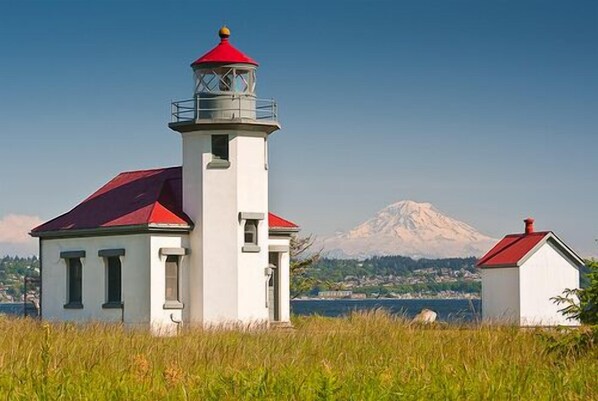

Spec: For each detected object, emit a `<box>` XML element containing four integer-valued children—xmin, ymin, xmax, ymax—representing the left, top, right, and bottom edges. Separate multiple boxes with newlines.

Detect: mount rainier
<box><xmin>319</xmin><ymin>200</ymin><xmax>497</xmax><ymax>259</ymax></box>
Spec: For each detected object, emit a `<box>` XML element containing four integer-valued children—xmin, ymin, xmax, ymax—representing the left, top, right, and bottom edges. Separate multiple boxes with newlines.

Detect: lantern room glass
<box><xmin>194</xmin><ymin>66</ymin><xmax>256</xmax><ymax>95</ymax></box>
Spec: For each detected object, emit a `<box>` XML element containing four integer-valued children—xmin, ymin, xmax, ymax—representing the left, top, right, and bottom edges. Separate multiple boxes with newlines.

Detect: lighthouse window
<box><xmin>196</xmin><ymin>71</ymin><xmax>218</xmax><ymax>93</ymax></box>
<box><xmin>211</xmin><ymin>135</ymin><xmax>229</xmax><ymax>161</ymax></box>
<box><xmin>244</xmin><ymin>219</ymin><xmax>258</xmax><ymax>245</ymax></box>
<box><xmin>218</xmin><ymin>69</ymin><xmax>233</xmax><ymax>92</ymax></box>
<box><xmin>234</xmin><ymin>70</ymin><xmax>250</xmax><ymax>92</ymax></box>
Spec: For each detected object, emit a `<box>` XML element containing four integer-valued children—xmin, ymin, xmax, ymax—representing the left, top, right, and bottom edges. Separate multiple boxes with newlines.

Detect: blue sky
<box><xmin>0</xmin><ymin>0</ymin><xmax>597</xmax><ymax>256</ymax></box>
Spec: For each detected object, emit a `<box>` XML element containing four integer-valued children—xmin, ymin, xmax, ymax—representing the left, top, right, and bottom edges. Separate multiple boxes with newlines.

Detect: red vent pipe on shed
<box><xmin>524</xmin><ymin>218</ymin><xmax>535</xmax><ymax>234</ymax></box>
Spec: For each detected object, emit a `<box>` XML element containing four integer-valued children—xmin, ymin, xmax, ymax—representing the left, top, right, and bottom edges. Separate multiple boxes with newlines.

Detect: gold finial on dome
<box><xmin>219</xmin><ymin>26</ymin><xmax>231</xmax><ymax>39</ymax></box>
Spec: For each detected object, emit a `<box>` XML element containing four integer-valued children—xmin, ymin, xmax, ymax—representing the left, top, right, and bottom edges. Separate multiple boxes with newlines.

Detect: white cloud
<box><xmin>0</xmin><ymin>214</ymin><xmax>43</xmax><ymax>244</ymax></box>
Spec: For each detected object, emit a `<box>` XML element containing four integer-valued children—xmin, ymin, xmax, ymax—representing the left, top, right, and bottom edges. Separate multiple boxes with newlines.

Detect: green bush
<box><xmin>553</xmin><ymin>259</ymin><xmax>598</xmax><ymax>325</ymax></box>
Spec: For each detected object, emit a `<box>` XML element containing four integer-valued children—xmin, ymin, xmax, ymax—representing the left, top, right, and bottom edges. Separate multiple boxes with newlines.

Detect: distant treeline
<box><xmin>309</xmin><ymin>254</ymin><xmax>594</xmax><ymax>289</ymax></box>
<box><xmin>309</xmin><ymin>256</ymin><xmax>478</xmax><ymax>282</ymax></box>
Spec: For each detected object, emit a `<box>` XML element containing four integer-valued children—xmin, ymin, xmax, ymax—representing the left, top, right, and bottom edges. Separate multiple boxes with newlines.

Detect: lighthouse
<box><xmin>31</xmin><ymin>27</ymin><xmax>297</xmax><ymax>333</ymax></box>
<box><xmin>169</xmin><ymin>27</ymin><xmax>282</xmax><ymax>325</ymax></box>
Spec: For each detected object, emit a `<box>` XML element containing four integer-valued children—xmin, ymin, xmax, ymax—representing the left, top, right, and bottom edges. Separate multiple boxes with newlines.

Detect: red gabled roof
<box><xmin>191</xmin><ymin>29</ymin><xmax>258</xmax><ymax>67</ymax></box>
<box><xmin>31</xmin><ymin>166</ymin><xmax>298</xmax><ymax>235</ymax></box>
<box><xmin>31</xmin><ymin>167</ymin><xmax>192</xmax><ymax>234</ymax></box>
<box><xmin>476</xmin><ymin>232</ymin><xmax>551</xmax><ymax>268</ymax></box>
<box><xmin>268</xmin><ymin>213</ymin><xmax>299</xmax><ymax>230</ymax></box>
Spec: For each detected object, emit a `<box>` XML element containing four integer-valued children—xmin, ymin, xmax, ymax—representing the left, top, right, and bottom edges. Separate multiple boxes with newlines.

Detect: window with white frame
<box><xmin>194</xmin><ymin>67</ymin><xmax>255</xmax><ymax>95</ymax></box>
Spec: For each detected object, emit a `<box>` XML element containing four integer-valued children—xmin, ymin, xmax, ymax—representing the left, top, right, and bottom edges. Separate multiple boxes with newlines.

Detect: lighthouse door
<box><xmin>268</xmin><ymin>252</ymin><xmax>280</xmax><ymax>322</ymax></box>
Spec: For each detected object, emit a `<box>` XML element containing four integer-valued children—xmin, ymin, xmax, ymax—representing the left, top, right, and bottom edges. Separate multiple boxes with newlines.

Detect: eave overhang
<box><xmin>268</xmin><ymin>226</ymin><xmax>300</xmax><ymax>236</ymax></box>
<box><xmin>169</xmin><ymin>120</ymin><xmax>280</xmax><ymax>135</ymax></box>
<box><xmin>31</xmin><ymin>223</ymin><xmax>193</xmax><ymax>240</ymax></box>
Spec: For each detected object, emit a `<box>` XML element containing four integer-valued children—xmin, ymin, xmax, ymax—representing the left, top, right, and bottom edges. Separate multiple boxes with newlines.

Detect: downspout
<box><xmin>170</xmin><ymin>313</ymin><xmax>183</xmax><ymax>334</ymax></box>
<box><xmin>169</xmin><ymin>252</ymin><xmax>187</xmax><ymax>334</ymax></box>
<box><xmin>120</xmin><ymin>255</ymin><xmax>125</xmax><ymax>324</ymax></box>
<box><xmin>38</xmin><ymin>238</ymin><xmax>43</xmax><ymax>319</ymax></box>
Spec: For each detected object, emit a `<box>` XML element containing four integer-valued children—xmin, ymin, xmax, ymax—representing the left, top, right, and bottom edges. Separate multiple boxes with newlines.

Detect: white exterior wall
<box><xmin>181</xmin><ymin>132</ymin><xmax>209</xmax><ymax>324</ymax></box>
<box><xmin>268</xmin><ymin>236</ymin><xmax>291</xmax><ymax>323</ymax></box>
<box><xmin>182</xmin><ymin>130</ymin><xmax>269</xmax><ymax>326</ymax></box>
<box><xmin>236</xmin><ymin>134</ymin><xmax>269</xmax><ymax>322</ymax></box>
<box><xmin>481</xmin><ymin>267</ymin><xmax>519</xmax><ymax>324</ymax></box>
<box><xmin>519</xmin><ymin>242</ymin><xmax>580</xmax><ymax>326</ymax></box>
<box><xmin>148</xmin><ymin>234</ymin><xmax>190</xmax><ymax>335</ymax></box>
<box><xmin>41</xmin><ymin>234</ymin><xmax>151</xmax><ymax>326</ymax></box>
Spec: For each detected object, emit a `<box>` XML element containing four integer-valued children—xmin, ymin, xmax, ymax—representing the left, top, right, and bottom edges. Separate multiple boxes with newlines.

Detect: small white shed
<box><xmin>477</xmin><ymin>218</ymin><xmax>584</xmax><ymax>326</ymax></box>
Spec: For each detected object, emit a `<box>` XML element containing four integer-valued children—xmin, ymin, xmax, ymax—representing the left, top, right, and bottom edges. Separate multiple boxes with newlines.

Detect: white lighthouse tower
<box><xmin>169</xmin><ymin>27</ymin><xmax>281</xmax><ymax>326</ymax></box>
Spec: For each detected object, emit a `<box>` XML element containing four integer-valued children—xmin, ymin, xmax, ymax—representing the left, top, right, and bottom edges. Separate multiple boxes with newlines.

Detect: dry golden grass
<box><xmin>0</xmin><ymin>311</ymin><xmax>596</xmax><ymax>400</ymax></box>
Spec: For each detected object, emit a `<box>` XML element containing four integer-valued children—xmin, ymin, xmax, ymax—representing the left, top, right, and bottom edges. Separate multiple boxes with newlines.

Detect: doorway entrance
<box><xmin>268</xmin><ymin>252</ymin><xmax>280</xmax><ymax>322</ymax></box>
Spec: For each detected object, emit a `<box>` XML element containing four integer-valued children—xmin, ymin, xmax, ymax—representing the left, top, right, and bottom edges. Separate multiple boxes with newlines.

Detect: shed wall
<box><xmin>481</xmin><ymin>267</ymin><xmax>519</xmax><ymax>324</ymax></box>
<box><xmin>519</xmin><ymin>241</ymin><xmax>580</xmax><ymax>326</ymax></box>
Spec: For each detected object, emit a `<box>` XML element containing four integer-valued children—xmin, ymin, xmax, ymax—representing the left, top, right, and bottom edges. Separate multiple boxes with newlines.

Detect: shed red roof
<box><xmin>31</xmin><ymin>167</ymin><xmax>298</xmax><ymax>236</ymax></box>
<box><xmin>191</xmin><ymin>29</ymin><xmax>258</xmax><ymax>67</ymax></box>
<box><xmin>476</xmin><ymin>232</ymin><xmax>550</xmax><ymax>268</ymax></box>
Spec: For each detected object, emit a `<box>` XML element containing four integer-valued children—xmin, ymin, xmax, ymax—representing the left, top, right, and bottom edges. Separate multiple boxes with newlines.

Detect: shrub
<box><xmin>552</xmin><ymin>259</ymin><xmax>598</xmax><ymax>324</ymax></box>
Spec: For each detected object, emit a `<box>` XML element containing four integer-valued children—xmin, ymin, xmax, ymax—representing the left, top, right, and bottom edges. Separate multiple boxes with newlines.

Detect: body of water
<box><xmin>291</xmin><ymin>299</ymin><xmax>482</xmax><ymax>323</ymax></box>
<box><xmin>0</xmin><ymin>303</ymin><xmax>39</xmax><ymax>317</ymax></box>
<box><xmin>1</xmin><ymin>300</ymin><xmax>481</xmax><ymax>323</ymax></box>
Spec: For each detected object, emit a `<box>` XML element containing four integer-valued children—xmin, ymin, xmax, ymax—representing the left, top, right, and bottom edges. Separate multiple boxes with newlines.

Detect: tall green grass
<box><xmin>0</xmin><ymin>311</ymin><xmax>595</xmax><ymax>400</ymax></box>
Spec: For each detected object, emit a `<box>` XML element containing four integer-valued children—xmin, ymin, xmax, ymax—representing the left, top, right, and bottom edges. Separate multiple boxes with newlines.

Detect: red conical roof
<box><xmin>191</xmin><ymin>27</ymin><xmax>258</xmax><ymax>67</ymax></box>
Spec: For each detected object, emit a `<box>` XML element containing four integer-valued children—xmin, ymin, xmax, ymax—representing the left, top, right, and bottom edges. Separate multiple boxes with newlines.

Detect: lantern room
<box><xmin>191</xmin><ymin>27</ymin><xmax>257</xmax><ymax>96</ymax></box>
<box><xmin>171</xmin><ymin>27</ymin><xmax>277</xmax><ymax>123</ymax></box>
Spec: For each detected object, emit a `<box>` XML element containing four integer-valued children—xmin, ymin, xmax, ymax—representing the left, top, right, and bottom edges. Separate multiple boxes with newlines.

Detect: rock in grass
<box><xmin>412</xmin><ymin>309</ymin><xmax>437</xmax><ymax>323</ymax></box>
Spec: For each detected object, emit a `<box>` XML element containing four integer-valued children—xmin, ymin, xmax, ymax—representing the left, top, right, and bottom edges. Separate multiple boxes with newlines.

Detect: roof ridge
<box><xmin>505</xmin><ymin>231</ymin><xmax>551</xmax><ymax>237</ymax></box>
<box><xmin>147</xmin><ymin>179</ymin><xmax>169</xmax><ymax>223</ymax></box>
<box><xmin>118</xmin><ymin>166</ymin><xmax>181</xmax><ymax>176</ymax></box>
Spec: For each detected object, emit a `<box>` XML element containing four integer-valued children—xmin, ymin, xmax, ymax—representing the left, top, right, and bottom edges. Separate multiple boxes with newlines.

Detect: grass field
<box><xmin>0</xmin><ymin>312</ymin><xmax>596</xmax><ymax>400</ymax></box>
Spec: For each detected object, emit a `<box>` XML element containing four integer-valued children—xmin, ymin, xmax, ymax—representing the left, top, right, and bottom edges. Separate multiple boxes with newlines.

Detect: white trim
<box><xmin>239</xmin><ymin>212</ymin><xmax>265</xmax><ymax>221</ymax></box>
<box><xmin>159</xmin><ymin>247</ymin><xmax>189</xmax><ymax>256</ymax></box>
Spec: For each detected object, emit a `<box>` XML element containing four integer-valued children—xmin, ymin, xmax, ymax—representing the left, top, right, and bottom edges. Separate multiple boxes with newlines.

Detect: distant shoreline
<box><xmin>294</xmin><ymin>296</ymin><xmax>480</xmax><ymax>301</ymax></box>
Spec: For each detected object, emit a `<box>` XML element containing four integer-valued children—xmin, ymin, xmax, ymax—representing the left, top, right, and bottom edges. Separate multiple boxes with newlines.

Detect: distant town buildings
<box><xmin>317</xmin><ymin>291</ymin><xmax>366</xmax><ymax>299</ymax></box>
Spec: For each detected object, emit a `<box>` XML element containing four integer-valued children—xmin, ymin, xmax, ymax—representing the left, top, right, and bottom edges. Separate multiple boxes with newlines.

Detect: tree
<box><xmin>552</xmin><ymin>259</ymin><xmax>598</xmax><ymax>325</ymax></box>
<box><xmin>289</xmin><ymin>235</ymin><xmax>321</xmax><ymax>299</ymax></box>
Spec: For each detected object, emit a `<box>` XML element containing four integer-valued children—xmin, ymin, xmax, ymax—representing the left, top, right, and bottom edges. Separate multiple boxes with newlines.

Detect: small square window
<box><xmin>212</xmin><ymin>135</ymin><xmax>229</xmax><ymax>161</ymax></box>
<box><xmin>244</xmin><ymin>220</ymin><xmax>258</xmax><ymax>245</ymax></box>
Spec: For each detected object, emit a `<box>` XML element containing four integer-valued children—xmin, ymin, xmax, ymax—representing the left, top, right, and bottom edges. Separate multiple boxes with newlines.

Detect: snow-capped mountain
<box><xmin>319</xmin><ymin>200</ymin><xmax>497</xmax><ymax>259</ymax></box>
